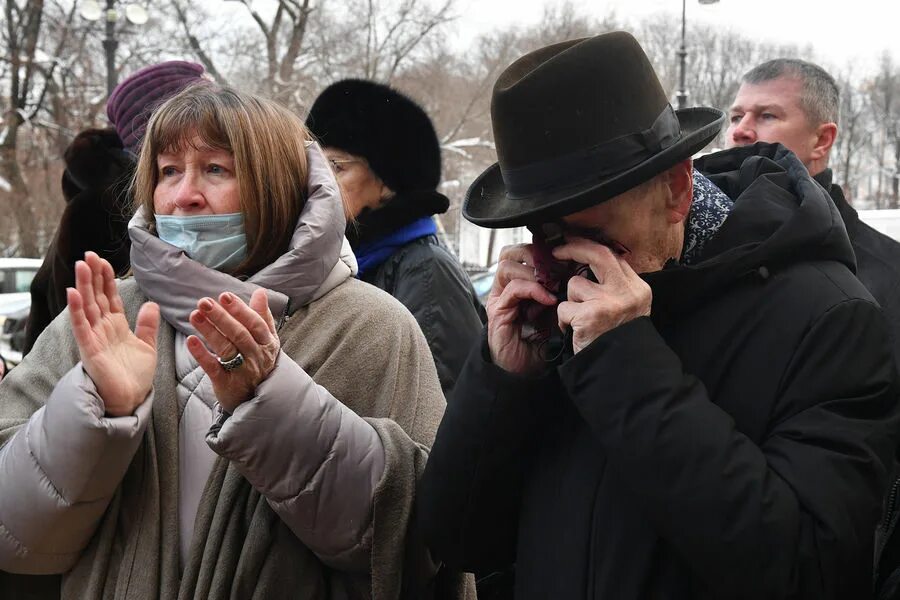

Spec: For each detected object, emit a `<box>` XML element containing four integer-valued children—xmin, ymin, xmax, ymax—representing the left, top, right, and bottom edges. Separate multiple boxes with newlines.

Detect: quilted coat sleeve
<box><xmin>207</xmin><ymin>280</ymin><xmax>476</xmax><ymax>598</ymax></box>
<box><xmin>0</xmin><ymin>310</ymin><xmax>152</xmax><ymax>575</ymax></box>
<box><xmin>557</xmin><ymin>303</ymin><xmax>900</xmax><ymax>600</ymax></box>
<box><xmin>205</xmin><ymin>352</ymin><xmax>386</xmax><ymax>572</ymax></box>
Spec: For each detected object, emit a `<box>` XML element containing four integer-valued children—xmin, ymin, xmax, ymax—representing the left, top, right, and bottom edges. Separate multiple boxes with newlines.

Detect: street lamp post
<box><xmin>676</xmin><ymin>0</ymin><xmax>689</xmax><ymax>109</ymax></box>
<box><xmin>103</xmin><ymin>0</ymin><xmax>118</xmax><ymax>97</ymax></box>
<box><xmin>80</xmin><ymin>0</ymin><xmax>149</xmax><ymax>97</ymax></box>
<box><xmin>676</xmin><ymin>0</ymin><xmax>720</xmax><ymax>110</ymax></box>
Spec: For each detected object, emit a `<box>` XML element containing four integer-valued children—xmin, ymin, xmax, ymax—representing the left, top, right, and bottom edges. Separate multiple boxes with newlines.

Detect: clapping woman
<box><xmin>0</xmin><ymin>83</ymin><xmax>472</xmax><ymax>599</ymax></box>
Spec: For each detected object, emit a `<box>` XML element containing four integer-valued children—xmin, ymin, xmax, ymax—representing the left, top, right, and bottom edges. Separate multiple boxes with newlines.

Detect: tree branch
<box><xmin>170</xmin><ymin>0</ymin><xmax>226</xmax><ymax>83</ymax></box>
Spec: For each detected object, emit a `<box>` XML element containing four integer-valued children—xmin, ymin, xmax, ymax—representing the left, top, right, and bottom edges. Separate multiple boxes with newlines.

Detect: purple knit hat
<box><xmin>107</xmin><ymin>60</ymin><xmax>206</xmax><ymax>152</ymax></box>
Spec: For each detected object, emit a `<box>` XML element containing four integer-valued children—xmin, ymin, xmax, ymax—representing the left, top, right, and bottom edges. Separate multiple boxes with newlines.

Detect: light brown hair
<box><xmin>133</xmin><ymin>82</ymin><xmax>310</xmax><ymax>276</ymax></box>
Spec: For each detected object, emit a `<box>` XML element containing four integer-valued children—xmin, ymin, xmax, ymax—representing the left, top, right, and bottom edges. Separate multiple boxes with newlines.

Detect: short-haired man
<box><xmin>727</xmin><ymin>59</ymin><xmax>838</xmax><ymax>177</ymax></box>
<box><xmin>726</xmin><ymin>63</ymin><xmax>900</xmax><ymax>593</ymax></box>
<box><xmin>418</xmin><ymin>33</ymin><xmax>900</xmax><ymax>599</ymax></box>
<box><xmin>726</xmin><ymin>59</ymin><xmax>900</xmax><ymax>362</ymax></box>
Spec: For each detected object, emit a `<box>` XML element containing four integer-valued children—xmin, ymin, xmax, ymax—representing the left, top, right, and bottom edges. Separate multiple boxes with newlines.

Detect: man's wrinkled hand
<box><xmin>552</xmin><ymin>237</ymin><xmax>652</xmax><ymax>354</ymax></box>
<box><xmin>486</xmin><ymin>244</ymin><xmax>557</xmax><ymax>375</ymax></box>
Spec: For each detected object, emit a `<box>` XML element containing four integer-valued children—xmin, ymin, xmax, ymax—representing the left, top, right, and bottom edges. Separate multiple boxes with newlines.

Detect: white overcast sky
<box><xmin>447</xmin><ymin>0</ymin><xmax>900</xmax><ymax>77</ymax></box>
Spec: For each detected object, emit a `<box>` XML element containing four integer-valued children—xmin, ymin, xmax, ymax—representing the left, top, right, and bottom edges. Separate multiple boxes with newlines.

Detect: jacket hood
<box><xmin>128</xmin><ymin>142</ymin><xmax>353</xmax><ymax>335</ymax></box>
<box><xmin>62</xmin><ymin>128</ymin><xmax>134</xmax><ymax>200</ymax></box>
<box><xmin>648</xmin><ymin>142</ymin><xmax>855</xmax><ymax>318</ymax></box>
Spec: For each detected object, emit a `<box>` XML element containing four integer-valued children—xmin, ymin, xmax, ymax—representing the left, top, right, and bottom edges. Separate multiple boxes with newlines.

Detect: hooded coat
<box><xmin>419</xmin><ymin>144</ymin><xmax>900</xmax><ymax>599</ymax></box>
<box><xmin>805</xmin><ymin>171</ymin><xmax>900</xmax><ymax>598</ymax></box>
<box><xmin>23</xmin><ymin>128</ymin><xmax>133</xmax><ymax>354</ymax></box>
<box><xmin>810</xmin><ymin>169</ymin><xmax>900</xmax><ymax>365</ymax></box>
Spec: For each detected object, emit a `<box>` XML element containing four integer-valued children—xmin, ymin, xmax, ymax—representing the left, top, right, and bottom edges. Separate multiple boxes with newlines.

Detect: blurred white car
<box><xmin>0</xmin><ymin>258</ymin><xmax>41</xmax><ymax>366</ymax></box>
<box><xmin>858</xmin><ymin>209</ymin><xmax>900</xmax><ymax>242</ymax></box>
<box><xmin>469</xmin><ymin>263</ymin><xmax>498</xmax><ymax>303</ymax></box>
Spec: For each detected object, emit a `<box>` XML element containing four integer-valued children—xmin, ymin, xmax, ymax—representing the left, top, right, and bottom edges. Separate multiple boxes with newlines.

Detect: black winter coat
<box><xmin>811</xmin><ymin>171</ymin><xmax>900</xmax><ymax>598</ymax></box>
<box><xmin>419</xmin><ymin>144</ymin><xmax>900</xmax><ymax>599</ymax></box>
<box><xmin>23</xmin><ymin>128</ymin><xmax>133</xmax><ymax>354</ymax></box>
<box><xmin>361</xmin><ymin>234</ymin><xmax>484</xmax><ymax>396</ymax></box>
<box><xmin>813</xmin><ymin>169</ymin><xmax>900</xmax><ymax>366</ymax></box>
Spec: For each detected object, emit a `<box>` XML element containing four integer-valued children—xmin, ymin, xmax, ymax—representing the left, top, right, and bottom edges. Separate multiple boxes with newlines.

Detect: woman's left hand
<box><xmin>187</xmin><ymin>288</ymin><xmax>281</xmax><ymax>413</ymax></box>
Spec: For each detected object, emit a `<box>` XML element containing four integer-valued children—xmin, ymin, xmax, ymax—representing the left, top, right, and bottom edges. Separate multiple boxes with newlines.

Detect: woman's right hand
<box><xmin>487</xmin><ymin>244</ymin><xmax>558</xmax><ymax>375</ymax></box>
<box><xmin>67</xmin><ymin>252</ymin><xmax>160</xmax><ymax>417</ymax></box>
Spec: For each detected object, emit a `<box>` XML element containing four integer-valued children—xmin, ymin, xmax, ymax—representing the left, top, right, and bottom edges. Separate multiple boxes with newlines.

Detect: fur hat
<box><xmin>61</xmin><ymin>128</ymin><xmax>133</xmax><ymax>199</ymax></box>
<box><xmin>106</xmin><ymin>61</ymin><xmax>206</xmax><ymax>152</ymax></box>
<box><xmin>305</xmin><ymin>79</ymin><xmax>441</xmax><ymax>194</ymax></box>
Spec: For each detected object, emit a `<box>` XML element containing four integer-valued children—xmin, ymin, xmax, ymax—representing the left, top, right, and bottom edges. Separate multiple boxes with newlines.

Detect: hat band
<box><xmin>501</xmin><ymin>104</ymin><xmax>682</xmax><ymax>199</ymax></box>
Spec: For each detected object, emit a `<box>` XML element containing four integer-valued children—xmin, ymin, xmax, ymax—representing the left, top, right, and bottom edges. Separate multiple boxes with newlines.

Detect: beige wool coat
<box><xmin>0</xmin><ymin>276</ymin><xmax>475</xmax><ymax>599</ymax></box>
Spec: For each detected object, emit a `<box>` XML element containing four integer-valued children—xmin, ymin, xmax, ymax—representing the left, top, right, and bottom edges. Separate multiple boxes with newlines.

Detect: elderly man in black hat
<box><xmin>418</xmin><ymin>31</ymin><xmax>900</xmax><ymax>599</ymax></box>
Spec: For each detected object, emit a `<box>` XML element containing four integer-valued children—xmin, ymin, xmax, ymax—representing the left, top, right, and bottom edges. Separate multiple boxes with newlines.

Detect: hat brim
<box><xmin>463</xmin><ymin>107</ymin><xmax>726</xmax><ymax>228</ymax></box>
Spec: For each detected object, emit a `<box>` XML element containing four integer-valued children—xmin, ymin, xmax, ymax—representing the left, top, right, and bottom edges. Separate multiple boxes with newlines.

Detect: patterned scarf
<box><xmin>681</xmin><ymin>171</ymin><xmax>734</xmax><ymax>265</ymax></box>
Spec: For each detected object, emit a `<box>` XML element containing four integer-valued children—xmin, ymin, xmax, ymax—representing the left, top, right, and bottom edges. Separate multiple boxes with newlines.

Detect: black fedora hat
<box><xmin>464</xmin><ymin>31</ymin><xmax>725</xmax><ymax>228</ymax></box>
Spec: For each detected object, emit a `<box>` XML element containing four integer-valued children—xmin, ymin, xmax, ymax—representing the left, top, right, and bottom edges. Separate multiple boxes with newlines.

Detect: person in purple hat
<box><xmin>23</xmin><ymin>61</ymin><xmax>207</xmax><ymax>354</ymax></box>
<box><xmin>106</xmin><ymin>60</ymin><xmax>208</xmax><ymax>153</ymax></box>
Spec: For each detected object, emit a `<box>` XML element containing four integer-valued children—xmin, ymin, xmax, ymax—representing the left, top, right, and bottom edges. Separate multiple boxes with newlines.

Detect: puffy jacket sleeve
<box><xmin>205</xmin><ymin>281</ymin><xmax>475</xmax><ymax>598</ymax></box>
<box><xmin>418</xmin><ymin>336</ymin><xmax>559</xmax><ymax>572</ymax></box>
<box><xmin>557</xmin><ymin>302</ymin><xmax>900</xmax><ymax>599</ymax></box>
<box><xmin>0</xmin><ymin>310</ymin><xmax>152</xmax><ymax>574</ymax></box>
<box><xmin>205</xmin><ymin>352</ymin><xmax>385</xmax><ymax>572</ymax></box>
<box><xmin>388</xmin><ymin>246</ymin><xmax>484</xmax><ymax>396</ymax></box>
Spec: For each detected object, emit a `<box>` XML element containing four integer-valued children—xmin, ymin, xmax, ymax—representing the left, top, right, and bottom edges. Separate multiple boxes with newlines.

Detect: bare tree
<box><xmin>869</xmin><ymin>53</ymin><xmax>900</xmax><ymax>208</ymax></box>
<box><xmin>355</xmin><ymin>0</ymin><xmax>453</xmax><ymax>82</ymax></box>
<box><xmin>169</xmin><ymin>0</ymin><xmax>454</xmax><ymax>109</ymax></box>
<box><xmin>170</xmin><ymin>0</ymin><xmax>227</xmax><ymax>83</ymax></box>
<box><xmin>832</xmin><ymin>67</ymin><xmax>871</xmax><ymax>201</ymax></box>
<box><xmin>2</xmin><ymin>0</ymin><xmax>897</xmax><ymax>257</ymax></box>
<box><xmin>1</xmin><ymin>0</ymin><xmax>76</xmax><ymax>256</ymax></box>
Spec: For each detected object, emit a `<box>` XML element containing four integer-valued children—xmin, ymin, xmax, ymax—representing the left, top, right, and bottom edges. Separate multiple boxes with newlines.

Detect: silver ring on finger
<box><xmin>217</xmin><ymin>352</ymin><xmax>244</xmax><ymax>372</ymax></box>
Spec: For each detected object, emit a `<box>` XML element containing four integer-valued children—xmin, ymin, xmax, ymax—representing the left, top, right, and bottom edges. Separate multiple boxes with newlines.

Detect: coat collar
<box><xmin>813</xmin><ymin>168</ymin><xmax>859</xmax><ymax>226</ymax></box>
<box><xmin>650</xmin><ymin>144</ymin><xmax>856</xmax><ymax>321</ymax></box>
<box><xmin>128</xmin><ymin>142</ymin><xmax>356</xmax><ymax>337</ymax></box>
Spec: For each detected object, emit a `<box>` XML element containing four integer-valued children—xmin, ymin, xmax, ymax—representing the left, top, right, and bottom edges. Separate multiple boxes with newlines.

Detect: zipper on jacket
<box><xmin>882</xmin><ymin>476</ymin><xmax>900</xmax><ymax>537</ymax></box>
<box><xmin>876</xmin><ymin>474</ymin><xmax>900</xmax><ymax>581</ymax></box>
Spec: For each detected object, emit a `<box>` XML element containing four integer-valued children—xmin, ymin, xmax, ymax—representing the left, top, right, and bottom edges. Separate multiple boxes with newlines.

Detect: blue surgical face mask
<box><xmin>155</xmin><ymin>213</ymin><xmax>247</xmax><ymax>272</ymax></box>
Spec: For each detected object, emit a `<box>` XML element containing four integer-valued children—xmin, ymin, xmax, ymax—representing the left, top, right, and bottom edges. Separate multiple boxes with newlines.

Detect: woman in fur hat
<box><xmin>306</xmin><ymin>80</ymin><xmax>484</xmax><ymax>396</ymax></box>
<box><xmin>0</xmin><ymin>83</ymin><xmax>473</xmax><ymax>600</ymax></box>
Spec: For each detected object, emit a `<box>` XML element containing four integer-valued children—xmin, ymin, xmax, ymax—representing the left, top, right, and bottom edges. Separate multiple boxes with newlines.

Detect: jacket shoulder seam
<box><xmin>809</xmin><ymin>262</ymin><xmax>880</xmax><ymax>306</ymax></box>
<box><xmin>775</xmin><ymin>296</ymin><xmax>881</xmax><ymax>397</ymax></box>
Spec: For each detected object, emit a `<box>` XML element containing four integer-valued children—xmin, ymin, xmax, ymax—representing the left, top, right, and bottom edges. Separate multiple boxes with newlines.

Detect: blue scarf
<box><xmin>354</xmin><ymin>216</ymin><xmax>437</xmax><ymax>277</ymax></box>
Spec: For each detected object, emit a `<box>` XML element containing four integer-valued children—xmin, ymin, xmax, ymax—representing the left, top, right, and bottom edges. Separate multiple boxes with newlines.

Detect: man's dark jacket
<box><xmin>811</xmin><ymin>170</ymin><xmax>900</xmax><ymax>597</ymax></box>
<box><xmin>419</xmin><ymin>144</ymin><xmax>900</xmax><ymax>599</ymax></box>
<box><xmin>23</xmin><ymin>128</ymin><xmax>133</xmax><ymax>354</ymax></box>
<box><xmin>362</xmin><ymin>234</ymin><xmax>485</xmax><ymax>396</ymax></box>
<box><xmin>813</xmin><ymin>169</ymin><xmax>900</xmax><ymax>364</ymax></box>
